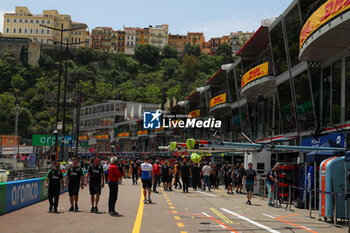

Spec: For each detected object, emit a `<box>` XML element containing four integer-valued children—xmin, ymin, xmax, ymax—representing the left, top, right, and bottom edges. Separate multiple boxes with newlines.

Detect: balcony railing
<box><xmin>242</xmin><ymin>57</ymin><xmax>272</xmax><ymax>75</ymax></box>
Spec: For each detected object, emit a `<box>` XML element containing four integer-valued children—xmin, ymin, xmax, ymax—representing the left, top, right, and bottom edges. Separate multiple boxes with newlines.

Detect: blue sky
<box><xmin>0</xmin><ymin>0</ymin><xmax>292</xmax><ymax>38</ymax></box>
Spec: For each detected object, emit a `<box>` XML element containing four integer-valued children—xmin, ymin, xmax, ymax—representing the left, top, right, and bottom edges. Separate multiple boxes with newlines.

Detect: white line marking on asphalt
<box><xmin>196</xmin><ymin>191</ymin><xmax>217</xmax><ymax>197</ymax></box>
<box><xmin>202</xmin><ymin>212</ymin><xmax>235</xmax><ymax>233</ymax></box>
<box><xmin>221</xmin><ymin>208</ymin><xmax>280</xmax><ymax>233</ymax></box>
<box><xmin>262</xmin><ymin>213</ymin><xmax>276</xmax><ymax>219</ymax></box>
<box><xmin>301</xmin><ymin>226</ymin><xmax>313</xmax><ymax>231</ymax></box>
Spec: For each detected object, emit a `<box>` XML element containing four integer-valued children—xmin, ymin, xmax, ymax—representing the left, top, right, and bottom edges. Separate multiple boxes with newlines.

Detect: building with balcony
<box><xmin>149</xmin><ymin>24</ymin><xmax>169</xmax><ymax>50</ymax></box>
<box><xmin>229</xmin><ymin>31</ymin><xmax>254</xmax><ymax>55</ymax></box>
<box><xmin>76</xmin><ymin>100</ymin><xmax>159</xmax><ymax>156</ymax></box>
<box><xmin>168</xmin><ymin>32</ymin><xmax>205</xmax><ymax>54</ymax></box>
<box><xmin>136</xmin><ymin>27</ymin><xmax>149</xmax><ymax>46</ymax></box>
<box><xmin>209</xmin><ymin>37</ymin><xmax>221</xmax><ymax>55</ymax></box>
<box><xmin>91</xmin><ymin>27</ymin><xmax>112</xmax><ymax>52</ymax></box>
<box><xmin>124</xmin><ymin>27</ymin><xmax>136</xmax><ymax>55</ymax></box>
<box><xmin>3</xmin><ymin>6</ymin><xmax>89</xmax><ymax>46</ymax></box>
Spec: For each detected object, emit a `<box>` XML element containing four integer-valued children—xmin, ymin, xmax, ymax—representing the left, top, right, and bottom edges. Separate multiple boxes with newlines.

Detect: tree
<box><xmin>216</xmin><ymin>44</ymin><xmax>234</xmax><ymax>64</ymax></box>
<box><xmin>134</xmin><ymin>44</ymin><xmax>160</xmax><ymax>66</ymax></box>
<box><xmin>11</xmin><ymin>74</ymin><xmax>27</xmax><ymax>91</ymax></box>
<box><xmin>76</xmin><ymin>47</ymin><xmax>98</xmax><ymax>65</ymax></box>
<box><xmin>183</xmin><ymin>45</ymin><xmax>201</xmax><ymax>57</ymax></box>
<box><xmin>161</xmin><ymin>58</ymin><xmax>180</xmax><ymax>79</ymax></box>
<box><xmin>162</xmin><ymin>45</ymin><xmax>178</xmax><ymax>59</ymax></box>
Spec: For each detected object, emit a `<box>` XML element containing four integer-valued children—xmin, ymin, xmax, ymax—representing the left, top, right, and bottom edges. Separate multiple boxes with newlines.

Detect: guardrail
<box><xmin>0</xmin><ymin>175</ymin><xmax>68</xmax><ymax>215</ymax></box>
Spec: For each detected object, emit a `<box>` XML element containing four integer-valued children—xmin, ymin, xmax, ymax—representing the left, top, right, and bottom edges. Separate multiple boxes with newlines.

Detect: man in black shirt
<box><xmin>243</xmin><ymin>163</ymin><xmax>257</xmax><ymax>205</ymax></box>
<box><xmin>191</xmin><ymin>163</ymin><xmax>200</xmax><ymax>191</ymax></box>
<box><xmin>45</xmin><ymin>161</ymin><xmax>64</xmax><ymax>213</ymax></box>
<box><xmin>124</xmin><ymin>160</ymin><xmax>130</xmax><ymax>178</ymax></box>
<box><xmin>161</xmin><ymin>162</ymin><xmax>170</xmax><ymax>190</ymax></box>
<box><xmin>131</xmin><ymin>160</ymin><xmax>139</xmax><ymax>184</ymax></box>
<box><xmin>179</xmin><ymin>161</ymin><xmax>192</xmax><ymax>193</ymax></box>
<box><xmin>222</xmin><ymin>162</ymin><xmax>230</xmax><ymax>189</ymax></box>
<box><xmin>118</xmin><ymin>160</ymin><xmax>125</xmax><ymax>183</ymax></box>
<box><xmin>65</xmin><ymin>157</ymin><xmax>84</xmax><ymax>211</ymax></box>
<box><xmin>85</xmin><ymin>157</ymin><xmax>105</xmax><ymax>213</ymax></box>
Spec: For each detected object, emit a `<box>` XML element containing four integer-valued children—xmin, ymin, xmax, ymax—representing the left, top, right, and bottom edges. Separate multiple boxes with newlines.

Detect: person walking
<box><xmin>222</xmin><ymin>162</ymin><xmax>230</xmax><ymax>190</ymax></box>
<box><xmin>202</xmin><ymin>162</ymin><xmax>212</xmax><ymax>191</ymax></box>
<box><xmin>108</xmin><ymin>157</ymin><xmax>122</xmax><ymax>215</ymax></box>
<box><xmin>180</xmin><ymin>161</ymin><xmax>191</xmax><ymax>193</ymax></box>
<box><xmin>161</xmin><ymin>161</ymin><xmax>169</xmax><ymax>190</ymax></box>
<box><xmin>118</xmin><ymin>160</ymin><xmax>125</xmax><ymax>183</ymax></box>
<box><xmin>191</xmin><ymin>163</ymin><xmax>200</xmax><ymax>191</ymax></box>
<box><xmin>85</xmin><ymin>157</ymin><xmax>105</xmax><ymax>213</ymax></box>
<box><xmin>174</xmin><ymin>161</ymin><xmax>182</xmax><ymax>190</ymax></box>
<box><xmin>65</xmin><ymin>157</ymin><xmax>84</xmax><ymax>212</ymax></box>
<box><xmin>45</xmin><ymin>161</ymin><xmax>64</xmax><ymax>213</ymax></box>
<box><xmin>141</xmin><ymin>157</ymin><xmax>153</xmax><ymax>203</ymax></box>
<box><xmin>242</xmin><ymin>162</ymin><xmax>257</xmax><ymax>205</ymax></box>
<box><xmin>267</xmin><ymin>163</ymin><xmax>279</xmax><ymax>207</ymax></box>
<box><xmin>227</xmin><ymin>165</ymin><xmax>234</xmax><ymax>195</ymax></box>
<box><xmin>153</xmin><ymin>160</ymin><xmax>160</xmax><ymax>193</ymax></box>
<box><xmin>131</xmin><ymin>160</ymin><xmax>139</xmax><ymax>185</ymax></box>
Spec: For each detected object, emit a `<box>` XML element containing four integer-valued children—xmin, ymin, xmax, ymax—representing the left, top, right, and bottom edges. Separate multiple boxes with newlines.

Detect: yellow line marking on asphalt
<box><xmin>168</xmin><ymin>203</ymin><xmax>173</xmax><ymax>205</ymax></box>
<box><xmin>180</xmin><ymin>232</ymin><xmax>188</xmax><ymax>233</ymax></box>
<box><xmin>166</xmin><ymin>199</ymin><xmax>171</xmax><ymax>202</ymax></box>
<box><xmin>174</xmin><ymin>216</ymin><xmax>181</xmax><ymax>220</ymax></box>
<box><xmin>131</xmin><ymin>187</ymin><xmax>144</xmax><ymax>233</ymax></box>
<box><xmin>170</xmin><ymin>206</ymin><xmax>175</xmax><ymax>209</ymax></box>
<box><xmin>177</xmin><ymin>222</ymin><xmax>184</xmax><ymax>227</ymax></box>
<box><xmin>210</xmin><ymin>208</ymin><xmax>233</xmax><ymax>224</ymax></box>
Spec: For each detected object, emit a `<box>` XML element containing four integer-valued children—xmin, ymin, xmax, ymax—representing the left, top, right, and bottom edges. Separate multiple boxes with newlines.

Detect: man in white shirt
<box><xmin>141</xmin><ymin>157</ymin><xmax>153</xmax><ymax>203</ymax></box>
<box><xmin>202</xmin><ymin>162</ymin><xmax>212</xmax><ymax>191</ymax></box>
<box><xmin>103</xmin><ymin>161</ymin><xmax>110</xmax><ymax>184</ymax></box>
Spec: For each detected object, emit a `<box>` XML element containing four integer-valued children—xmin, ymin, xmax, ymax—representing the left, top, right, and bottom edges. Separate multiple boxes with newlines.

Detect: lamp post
<box><xmin>40</xmin><ymin>23</ymin><xmax>87</xmax><ymax>161</ymax></box>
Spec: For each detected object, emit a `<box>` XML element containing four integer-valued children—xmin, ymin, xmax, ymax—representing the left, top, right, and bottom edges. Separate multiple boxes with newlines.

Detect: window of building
<box><xmin>30</xmin><ymin>19</ymin><xmax>33</xmax><ymax>23</ymax></box>
<box><xmin>14</xmin><ymin>19</ymin><xmax>17</xmax><ymax>23</ymax></box>
<box><xmin>19</xmin><ymin>19</ymin><xmax>22</xmax><ymax>23</ymax></box>
<box><xmin>36</xmin><ymin>20</ymin><xmax>39</xmax><ymax>24</ymax></box>
<box><xmin>40</xmin><ymin>39</ymin><xmax>43</xmax><ymax>43</ymax></box>
<box><xmin>270</xmin><ymin>21</ymin><xmax>288</xmax><ymax>75</ymax></box>
<box><xmin>36</xmin><ymin>29</ymin><xmax>38</xmax><ymax>34</ymax></box>
<box><xmin>332</xmin><ymin>60</ymin><xmax>342</xmax><ymax>124</ymax></box>
<box><xmin>47</xmin><ymin>29</ymin><xmax>50</xmax><ymax>34</ymax></box>
<box><xmin>277</xmin><ymin>79</ymin><xmax>297</xmax><ymax>134</ymax></box>
<box><xmin>322</xmin><ymin>66</ymin><xmax>331</xmax><ymax>126</ymax></box>
<box><xmin>293</xmin><ymin>70</ymin><xmax>315</xmax><ymax>131</ymax></box>
<box><xmin>6</xmin><ymin>19</ymin><xmax>10</xmax><ymax>23</ymax></box>
<box><xmin>284</xmin><ymin>5</ymin><xmax>302</xmax><ymax>69</ymax></box>
<box><xmin>47</xmin><ymin>20</ymin><xmax>50</xmax><ymax>24</ymax></box>
<box><xmin>41</xmin><ymin>20</ymin><xmax>45</xmax><ymax>24</ymax></box>
<box><xmin>41</xmin><ymin>29</ymin><xmax>44</xmax><ymax>34</ymax></box>
<box><xmin>25</xmin><ymin>19</ymin><xmax>28</xmax><ymax>23</ymax></box>
<box><xmin>6</xmin><ymin>28</ymin><xmax>9</xmax><ymax>33</ymax></box>
<box><xmin>19</xmin><ymin>28</ymin><xmax>22</xmax><ymax>34</ymax></box>
<box><xmin>145</xmin><ymin>39</ymin><xmax>147</xmax><ymax>42</ymax></box>
<box><xmin>13</xmin><ymin>28</ymin><xmax>16</xmax><ymax>33</ymax></box>
<box><xmin>30</xmin><ymin>29</ymin><xmax>33</xmax><ymax>34</ymax></box>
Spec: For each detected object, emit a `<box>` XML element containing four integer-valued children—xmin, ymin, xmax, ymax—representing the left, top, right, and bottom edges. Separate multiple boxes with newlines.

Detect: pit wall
<box><xmin>0</xmin><ymin>175</ymin><xmax>67</xmax><ymax>215</ymax></box>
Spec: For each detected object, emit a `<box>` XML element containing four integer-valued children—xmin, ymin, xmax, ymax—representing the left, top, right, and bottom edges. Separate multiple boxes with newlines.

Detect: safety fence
<box><xmin>268</xmin><ymin>182</ymin><xmax>348</xmax><ymax>228</ymax></box>
<box><xmin>0</xmin><ymin>176</ymin><xmax>68</xmax><ymax>215</ymax></box>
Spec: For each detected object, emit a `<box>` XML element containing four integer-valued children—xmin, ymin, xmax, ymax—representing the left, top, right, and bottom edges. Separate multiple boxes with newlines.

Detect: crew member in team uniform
<box><xmin>65</xmin><ymin>157</ymin><xmax>84</xmax><ymax>212</ymax></box>
<box><xmin>45</xmin><ymin>161</ymin><xmax>64</xmax><ymax>213</ymax></box>
<box><xmin>85</xmin><ymin>157</ymin><xmax>105</xmax><ymax>213</ymax></box>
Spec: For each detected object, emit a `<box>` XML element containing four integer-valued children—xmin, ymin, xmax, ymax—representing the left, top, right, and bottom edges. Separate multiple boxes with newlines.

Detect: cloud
<box><xmin>182</xmin><ymin>14</ymin><xmax>266</xmax><ymax>39</ymax></box>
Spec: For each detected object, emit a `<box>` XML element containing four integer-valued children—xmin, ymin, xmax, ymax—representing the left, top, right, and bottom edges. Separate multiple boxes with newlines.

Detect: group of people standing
<box><xmin>46</xmin><ymin>157</ymin><xmax>122</xmax><ymax>215</ymax></box>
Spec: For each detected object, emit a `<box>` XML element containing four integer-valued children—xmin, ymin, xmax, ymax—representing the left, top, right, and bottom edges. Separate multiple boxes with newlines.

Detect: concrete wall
<box><xmin>0</xmin><ymin>37</ymin><xmax>39</xmax><ymax>67</ymax></box>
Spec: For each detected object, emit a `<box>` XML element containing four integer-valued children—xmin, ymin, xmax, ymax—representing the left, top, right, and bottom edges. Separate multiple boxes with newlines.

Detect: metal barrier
<box><xmin>284</xmin><ymin>184</ymin><xmax>346</xmax><ymax>228</ymax></box>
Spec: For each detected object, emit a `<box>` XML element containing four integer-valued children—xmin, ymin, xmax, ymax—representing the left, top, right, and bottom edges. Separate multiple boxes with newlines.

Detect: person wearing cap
<box><xmin>108</xmin><ymin>157</ymin><xmax>122</xmax><ymax>215</ymax></box>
